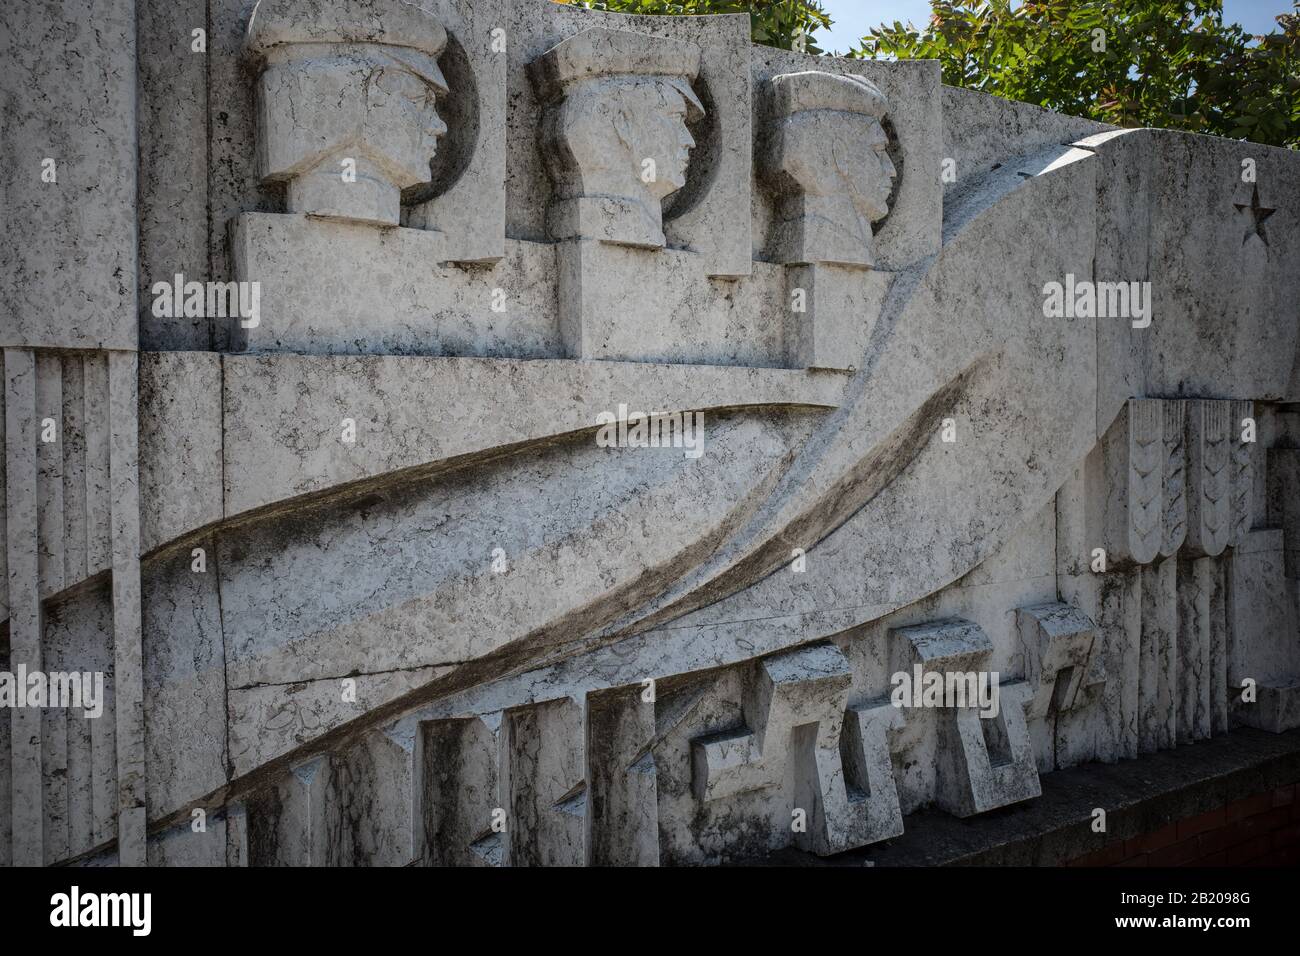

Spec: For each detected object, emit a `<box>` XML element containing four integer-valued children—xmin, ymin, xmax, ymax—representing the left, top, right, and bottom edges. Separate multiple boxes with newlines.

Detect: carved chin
<box><xmin>646</xmin><ymin>169</ymin><xmax>687</xmax><ymax>201</ymax></box>
<box><xmin>665</xmin><ymin>159</ymin><xmax>690</xmax><ymax>192</ymax></box>
<box><xmin>422</xmin><ymin>134</ymin><xmax>443</xmax><ymax>165</ymax></box>
<box><xmin>390</xmin><ymin>143</ymin><xmax>441</xmax><ymax>185</ymax></box>
<box><xmin>866</xmin><ymin>187</ymin><xmax>893</xmax><ymax>222</ymax></box>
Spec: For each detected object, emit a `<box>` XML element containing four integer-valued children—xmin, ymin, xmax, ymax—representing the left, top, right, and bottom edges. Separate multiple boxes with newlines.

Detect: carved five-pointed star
<box><xmin>1234</xmin><ymin>184</ymin><xmax>1276</xmax><ymax>246</ymax></box>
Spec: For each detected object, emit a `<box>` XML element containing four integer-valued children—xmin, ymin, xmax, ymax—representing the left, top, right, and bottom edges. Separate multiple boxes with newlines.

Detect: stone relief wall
<box><xmin>1</xmin><ymin>0</ymin><xmax>1298</xmax><ymax>867</ymax></box>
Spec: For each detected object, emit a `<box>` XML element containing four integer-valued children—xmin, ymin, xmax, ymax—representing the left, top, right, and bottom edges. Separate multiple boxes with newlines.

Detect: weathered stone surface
<box><xmin>234</xmin><ymin>214</ymin><xmax>556</xmax><ymax>355</ymax></box>
<box><xmin>1139</xmin><ymin>558</ymin><xmax>1178</xmax><ymax>753</ymax></box>
<box><xmin>1161</xmin><ymin>400</ymin><xmax>1188</xmax><ymax>557</ymax></box>
<box><xmin>1229</xmin><ymin>529</ymin><xmax>1300</xmax><ymax>733</ymax></box>
<box><xmin>587</xmin><ymin>686</ymin><xmax>658</xmax><ymax>866</ymax></box>
<box><xmin>690</xmin><ymin>643</ymin><xmax>866</xmax><ymax>855</ymax></box>
<box><xmin>941</xmin><ymin>86</ymin><xmax>1115</xmax><ymax>201</ymax></box>
<box><xmin>593</xmin><ymin>144</ymin><xmax>1098</xmax><ymax>675</ymax></box>
<box><xmin>138</xmin><ymin>353</ymin><xmax>224</xmax><ymax>553</ymax></box>
<box><xmin>0</xmin><ymin>1</ymin><xmax>139</xmax><ymax>350</ymax></box>
<box><xmin>404</xmin><ymin>0</ymin><xmax>508</xmax><ymax>265</ymax></box>
<box><xmin>207</xmin><ymin>0</ymin><xmax>272</xmax><ymax>325</ymax></box>
<box><xmin>1272</xmin><ymin>445</ymin><xmax>1300</xmax><ymax>581</ymax></box>
<box><xmin>108</xmin><ymin>351</ymin><xmax>146</xmax><ymax>866</ymax></box>
<box><xmin>217</xmin><ymin>408</ymin><xmax>818</xmax><ymax>774</ymax></box>
<box><xmin>553</xmin><ymin>241</ymin><xmax>791</xmax><ymax>364</ymax></box>
<box><xmin>137</xmin><ymin>0</ymin><xmax>210</xmax><ymax>351</ymax></box>
<box><xmin>42</xmin><ymin>581</ymin><xmax>118</xmax><ymax>861</ymax></box>
<box><xmin>147</xmin><ymin>815</ymin><xmax>227</xmax><ymax>867</ymax></box>
<box><xmin>220</xmin><ymin>351</ymin><xmax>844</xmax><ymax>519</ymax></box>
<box><xmin>1146</xmin><ymin>135</ymin><xmax>1300</xmax><ymax>401</ymax></box>
<box><xmin>505</xmin><ymin>697</ymin><xmax>586</xmax><ymax>866</ymax></box>
<box><xmin>1016</xmin><ymin>602</ymin><xmax>1097</xmax><ymax>721</ymax></box>
<box><xmin>35</xmin><ymin>355</ymin><xmax>66</xmax><ymax>600</ymax></box>
<box><xmin>1082</xmin><ymin>130</ymin><xmax>1153</xmax><ymax>439</ymax></box>
<box><xmin>228</xmin><ymin>666</ymin><xmax>452</xmax><ymax>777</ymax></box>
<box><xmin>1101</xmin><ymin>399</ymin><xmax>1166</xmax><ymax>566</ymax></box>
<box><xmin>892</xmin><ymin>619</ymin><xmax>1041</xmax><ymax>817</ymax></box>
<box><xmin>417</xmin><ymin>713</ymin><xmax>504</xmax><ymax>866</ymax></box>
<box><xmin>142</xmin><ymin>540</ymin><xmax>227</xmax><ymax>820</ymax></box>
<box><xmin>783</xmin><ymin>263</ymin><xmax>893</xmax><ymax>372</ymax></box>
<box><xmin>1080</xmin><ymin>130</ymin><xmax>1300</xmax><ymax>410</ymax></box>
<box><xmin>5</xmin><ymin>349</ymin><xmax>43</xmax><ymax>865</ymax></box>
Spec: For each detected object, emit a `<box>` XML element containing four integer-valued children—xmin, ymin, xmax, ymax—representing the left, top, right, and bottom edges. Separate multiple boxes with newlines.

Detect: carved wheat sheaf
<box><xmin>1161</xmin><ymin>400</ymin><xmax>1186</xmax><ymax>556</ymax></box>
<box><xmin>1187</xmin><ymin>400</ymin><xmax>1232</xmax><ymax>556</ymax></box>
<box><xmin>1128</xmin><ymin>400</ymin><xmax>1163</xmax><ymax>564</ymax></box>
<box><xmin>1229</xmin><ymin>399</ymin><xmax>1254</xmax><ymax>545</ymax></box>
<box><xmin>1200</xmin><ymin>402</ymin><xmax>1230</xmax><ymax>553</ymax></box>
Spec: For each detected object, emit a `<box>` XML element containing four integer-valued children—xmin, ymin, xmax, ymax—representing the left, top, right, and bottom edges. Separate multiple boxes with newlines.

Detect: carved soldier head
<box><xmin>531</xmin><ymin>27</ymin><xmax>704</xmax><ymax>249</ymax></box>
<box><xmin>245</xmin><ymin>0</ymin><xmax>450</xmax><ymax>226</ymax></box>
<box><xmin>767</xmin><ymin>71</ymin><xmax>896</xmax><ymax>267</ymax></box>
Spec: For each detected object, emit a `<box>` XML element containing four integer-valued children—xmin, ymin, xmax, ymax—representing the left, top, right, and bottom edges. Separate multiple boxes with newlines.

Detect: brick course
<box><xmin>1069</xmin><ymin>784</ymin><xmax>1300</xmax><ymax>867</ymax></box>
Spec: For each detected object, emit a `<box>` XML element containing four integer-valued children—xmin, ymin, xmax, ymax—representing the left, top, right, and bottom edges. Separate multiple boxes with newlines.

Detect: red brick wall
<box><xmin>1068</xmin><ymin>785</ymin><xmax>1300</xmax><ymax>867</ymax></box>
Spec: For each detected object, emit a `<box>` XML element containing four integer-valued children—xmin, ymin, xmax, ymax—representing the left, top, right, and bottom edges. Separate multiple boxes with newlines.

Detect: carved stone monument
<box><xmin>2</xmin><ymin>0</ymin><xmax>1299</xmax><ymax>870</ymax></box>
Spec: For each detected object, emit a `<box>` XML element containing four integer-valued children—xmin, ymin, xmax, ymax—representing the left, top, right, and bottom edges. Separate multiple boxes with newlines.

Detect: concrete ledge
<box><xmin>751</xmin><ymin>727</ymin><xmax>1300</xmax><ymax>866</ymax></box>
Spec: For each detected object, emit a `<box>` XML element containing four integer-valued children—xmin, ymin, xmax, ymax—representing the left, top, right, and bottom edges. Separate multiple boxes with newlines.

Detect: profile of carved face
<box><xmin>766</xmin><ymin>71</ymin><xmax>895</xmax><ymax>266</ymax></box>
<box><xmin>530</xmin><ymin>27</ymin><xmax>703</xmax><ymax>247</ymax></box>
<box><xmin>257</xmin><ymin>46</ymin><xmax>448</xmax><ymax>190</ymax></box>
<box><xmin>631</xmin><ymin>79</ymin><xmax>698</xmax><ymax>197</ymax></box>
<box><xmin>778</xmin><ymin>109</ymin><xmax>896</xmax><ymax>224</ymax></box>
<box><xmin>552</xmin><ymin>77</ymin><xmax>698</xmax><ymax>202</ymax></box>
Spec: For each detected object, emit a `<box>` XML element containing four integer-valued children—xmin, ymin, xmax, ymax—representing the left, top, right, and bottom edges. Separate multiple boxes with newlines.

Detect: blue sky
<box><xmin>815</xmin><ymin>0</ymin><xmax>1293</xmax><ymax>54</ymax></box>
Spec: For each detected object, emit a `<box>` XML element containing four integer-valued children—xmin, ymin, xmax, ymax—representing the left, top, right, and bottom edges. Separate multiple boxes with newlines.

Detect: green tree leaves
<box><xmin>853</xmin><ymin>1</ymin><xmax>1300</xmax><ymax>148</ymax></box>
<box><xmin>550</xmin><ymin>0</ymin><xmax>1299</xmax><ymax>147</ymax></box>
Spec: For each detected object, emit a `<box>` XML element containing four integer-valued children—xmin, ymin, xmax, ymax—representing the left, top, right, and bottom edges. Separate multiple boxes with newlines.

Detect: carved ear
<box><xmin>611</xmin><ymin>105</ymin><xmax>635</xmax><ymax>151</ymax></box>
<box><xmin>830</xmin><ymin>136</ymin><xmax>860</xmax><ymax>198</ymax></box>
<box><xmin>830</xmin><ymin>135</ymin><xmax>854</xmax><ymax>183</ymax></box>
